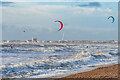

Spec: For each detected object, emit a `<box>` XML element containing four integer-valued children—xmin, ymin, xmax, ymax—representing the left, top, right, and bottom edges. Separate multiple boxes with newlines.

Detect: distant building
<box><xmin>26</xmin><ymin>40</ymin><xmax>32</xmax><ymax>43</ymax></box>
<box><xmin>7</xmin><ymin>40</ymin><xmax>10</xmax><ymax>43</ymax></box>
<box><xmin>32</xmin><ymin>37</ymin><xmax>37</xmax><ymax>42</ymax></box>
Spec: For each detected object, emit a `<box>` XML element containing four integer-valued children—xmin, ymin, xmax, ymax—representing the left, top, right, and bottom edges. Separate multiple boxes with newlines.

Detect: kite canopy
<box><xmin>108</xmin><ymin>16</ymin><xmax>115</xmax><ymax>23</ymax></box>
<box><xmin>23</xmin><ymin>30</ymin><xmax>25</xmax><ymax>32</ymax></box>
<box><xmin>55</xmin><ymin>20</ymin><xmax>63</xmax><ymax>31</ymax></box>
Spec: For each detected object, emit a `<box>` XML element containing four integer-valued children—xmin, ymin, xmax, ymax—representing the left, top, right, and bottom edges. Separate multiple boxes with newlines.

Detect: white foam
<box><xmin>1</xmin><ymin>43</ymin><xmax>118</xmax><ymax>78</ymax></box>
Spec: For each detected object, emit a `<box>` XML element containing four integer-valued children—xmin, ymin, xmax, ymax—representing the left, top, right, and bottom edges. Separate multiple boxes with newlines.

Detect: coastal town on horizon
<box><xmin>1</xmin><ymin>37</ymin><xmax>118</xmax><ymax>44</ymax></box>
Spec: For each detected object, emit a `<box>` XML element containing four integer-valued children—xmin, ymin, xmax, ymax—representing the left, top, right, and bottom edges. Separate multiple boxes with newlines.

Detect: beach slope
<box><xmin>56</xmin><ymin>64</ymin><xmax>119</xmax><ymax>80</ymax></box>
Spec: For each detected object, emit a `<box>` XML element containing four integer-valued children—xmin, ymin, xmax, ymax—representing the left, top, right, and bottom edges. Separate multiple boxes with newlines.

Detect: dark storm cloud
<box><xmin>0</xmin><ymin>1</ymin><xmax>15</xmax><ymax>7</ymax></box>
<box><xmin>78</xmin><ymin>2</ymin><xmax>101</xmax><ymax>7</ymax></box>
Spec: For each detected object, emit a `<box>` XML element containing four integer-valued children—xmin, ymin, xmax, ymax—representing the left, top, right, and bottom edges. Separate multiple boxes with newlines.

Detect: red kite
<box><xmin>55</xmin><ymin>20</ymin><xmax>63</xmax><ymax>31</ymax></box>
<box><xmin>23</xmin><ymin>30</ymin><xmax>25</xmax><ymax>32</ymax></box>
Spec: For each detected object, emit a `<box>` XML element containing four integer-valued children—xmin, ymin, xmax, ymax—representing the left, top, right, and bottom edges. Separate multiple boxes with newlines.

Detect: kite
<box><xmin>55</xmin><ymin>20</ymin><xmax>63</xmax><ymax>31</ymax></box>
<box><xmin>108</xmin><ymin>16</ymin><xmax>115</xmax><ymax>23</ymax></box>
<box><xmin>23</xmin><ymin>30</ymin><xmax>25</xmax><ymax>32</ymax></box>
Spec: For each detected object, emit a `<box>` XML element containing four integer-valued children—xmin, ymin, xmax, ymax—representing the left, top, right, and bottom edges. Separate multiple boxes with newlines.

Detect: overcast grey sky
<box><xmin>1</xmin><ymin>1</ymin><xmax>118</xmax><ymax>41</ymax></box>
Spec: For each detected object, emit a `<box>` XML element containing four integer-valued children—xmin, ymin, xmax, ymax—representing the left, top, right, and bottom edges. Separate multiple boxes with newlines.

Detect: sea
<box><xmin>0</xmin><ymin>42</ymin><xmax>118</xmax><ymax>78</ymax></box>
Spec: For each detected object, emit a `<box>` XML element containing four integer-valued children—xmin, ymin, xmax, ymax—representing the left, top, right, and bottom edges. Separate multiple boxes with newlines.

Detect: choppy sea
<box><xmin>0</xmin><ymin>42</ymin><xmax>118</xmax><ymax>78</ymax></box>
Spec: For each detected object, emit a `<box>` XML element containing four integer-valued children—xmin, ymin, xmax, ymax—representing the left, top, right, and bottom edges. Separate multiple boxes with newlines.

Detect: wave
<box><xmin>1</xmin><ymin>43</ymin><xmax>118</xmax><ymax>78</ymax></box>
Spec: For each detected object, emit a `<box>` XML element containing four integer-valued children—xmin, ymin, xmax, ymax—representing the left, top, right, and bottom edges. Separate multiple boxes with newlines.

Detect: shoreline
<box><xmin>51</xmin><ymin>64</ymin><xmax>118</xmax><ymax>78</ymax></box>
<box><xmin>1</xmin><ymin>64</ymin><xmax>119</xmax><ymax>80</ymax></box>
<box><xmin>56</xmin><ymin>64</ymin><xmax>119</xmax><ymax>80</ymax></box>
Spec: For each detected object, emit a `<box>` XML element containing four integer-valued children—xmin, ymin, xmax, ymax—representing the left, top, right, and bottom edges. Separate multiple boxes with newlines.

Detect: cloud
<box><xmin>77</xmin><ymin>2</ymin><xmax>101</xmax><ymax>7</ymax></box>
<box><xmin>0</xmin><ymin>1</ymin><xmax>15</xmax><ymax>7</ymax></box>
<box><xmin>2</xmin><ymin>4</ymin><xmax>117</xmax><ymax>40</ymax></box>
<box><xmin>2</xmin><ymin>0</ymin><xmax>119</xmax><ymax>2</ymax></box>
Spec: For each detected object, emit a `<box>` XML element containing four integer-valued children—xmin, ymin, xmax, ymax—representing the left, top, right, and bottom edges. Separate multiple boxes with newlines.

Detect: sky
<box><xmin>1</xmin><ymin>0</ymin><xmax>120</xmax><ymax>2</ymax></box>
<box><xmin>1</xmin><ymin>1</ymin><xmax>118</xmax><ymax>41</ymax></box>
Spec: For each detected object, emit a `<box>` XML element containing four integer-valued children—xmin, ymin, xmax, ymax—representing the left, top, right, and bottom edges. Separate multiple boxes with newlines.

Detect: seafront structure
<box><xmin>1</xmin><ymin>36</ymin><xmax>118</xmax><ymax>44</ymax></box>
<box><xmin>32</xmin><ymin>38</ymin><xmax>37</xmax><ymax>42</ymax></box>
<box><xmin>26</xmin><ymin>38</ymin><xmax>37</xmax><ymax>43</ymax></box>
<box><xmin>2</xmin><ymin>40</ymin><xmax>118</xmax><ymax>44</ymax></box>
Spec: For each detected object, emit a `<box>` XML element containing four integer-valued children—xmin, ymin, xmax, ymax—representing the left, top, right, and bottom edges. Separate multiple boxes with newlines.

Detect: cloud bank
<box><xmin>77</xmin><ymin>2</ymin><xmax>101</xmax><ymax>7</ymax></box>
<box><xmin>1</xmin><ymin>2</ymin><xmax>118</xmax><ymax>40</ymax></box>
